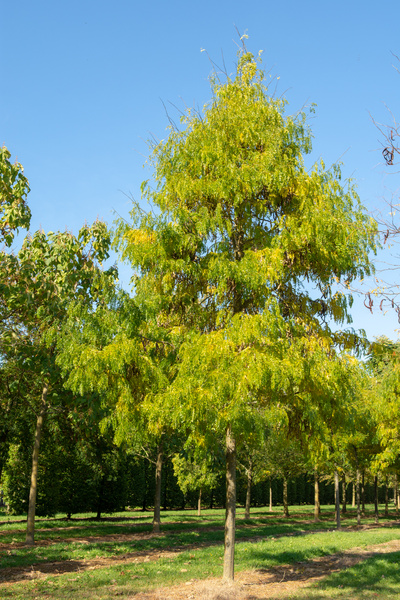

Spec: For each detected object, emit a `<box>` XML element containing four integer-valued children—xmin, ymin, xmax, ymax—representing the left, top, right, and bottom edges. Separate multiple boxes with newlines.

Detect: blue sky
<box><xmin>2</xmin><ymin>0</ymin><xmax>400</xmax><ymax>341</ymax></box>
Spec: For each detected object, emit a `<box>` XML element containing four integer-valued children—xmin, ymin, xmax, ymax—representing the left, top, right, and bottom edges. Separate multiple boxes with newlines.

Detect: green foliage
<box><xmin>172</xmin><ymin>451</ymin><xmax>219</xmax><ymax>496</ymax></box>
<box><xmin>0</xmin><ymin>145</ymin><xmax>31</xmax><ymax>246</ymax></box>
<box><xmin>114</xmin><ymin>49</ymin><xmax>378</xmax><ymax>453</ymax></box>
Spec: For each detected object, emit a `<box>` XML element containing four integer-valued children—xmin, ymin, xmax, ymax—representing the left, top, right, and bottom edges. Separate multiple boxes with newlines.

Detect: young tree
<box><xmin>115</xmin><ymin>48</ymin><xmax>378</xmax><ymax>578</ymax></box>
<box><xmin>115</xmin><ymin>45</ymin><xmax>377</xmax><ymax>580</ymax></box>
<box><xmin>0</xmin><ymin>223</ymin><xmax>113</xmax><ymax>544</ymax></box>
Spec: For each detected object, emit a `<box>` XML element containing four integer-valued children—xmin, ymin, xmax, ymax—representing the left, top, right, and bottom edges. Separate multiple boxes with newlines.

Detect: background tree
<box><xmin>0</xmin><ymin>222</ymin><xmax>113</xmax><ymax>544</ymax></box>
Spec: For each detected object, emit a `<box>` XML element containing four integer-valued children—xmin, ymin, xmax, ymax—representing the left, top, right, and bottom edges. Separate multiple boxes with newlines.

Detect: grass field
<box><xmin>1</xmin><ymin>504</ymin><xmax>400</xmax><ymax>599</ymax></box>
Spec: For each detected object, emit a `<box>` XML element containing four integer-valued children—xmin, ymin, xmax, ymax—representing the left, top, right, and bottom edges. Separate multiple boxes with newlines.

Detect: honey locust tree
<box><xmin>55</xmin><ymin>285</ymin><xmax>179</xmax><ymax>533</ymax></box>
<box><xmin>115</xmin><ymin>48</ymin><xmax>377</xmax><ymax>580</ymax></box>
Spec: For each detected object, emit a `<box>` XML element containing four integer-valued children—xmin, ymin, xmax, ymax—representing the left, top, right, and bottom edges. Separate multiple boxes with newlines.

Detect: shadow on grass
<box><xmin>316</xmin><ymin>553</ymin><xmax>400</xmax><ymax>594</ymax></box>
<box><xmin>261</xmin><ymin>552</ymin><xmax>400</xmax><ymax>600</ymax></box>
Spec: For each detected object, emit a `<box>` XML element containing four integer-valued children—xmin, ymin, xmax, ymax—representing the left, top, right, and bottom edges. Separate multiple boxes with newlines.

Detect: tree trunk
<box><xmin>197</xmin><ymin>489</ymin><xmax>202</xmax><ymax>517</ymax></box>
<box><xmin>385</xmin><ymin>477</ymin><xmax>389</xmax><ymax>517</ymax></box>
<box><xmin>283</xmin><ymin>477</ymin><xmax>289</xmax><ymax>518</ymax></box>
<box><xmin>223</xmin><ymin>425</ymin><xmax>236</xmax><ymax>581</ymax></box>
<box><xmin>142</xmin><ymin>459</ymin><xmax>147</xmax><ymax>511</ymax></box>
<box><xmin>269</xmin><ymin>478</ymin><xmax>273</xmax><ymax>512</ymax></box>
<box><xmin>96</xmin><ymin>475</ymin><xmax>105</xmax><ymax>520</ymax></box>
<box><xmin>356</xmin><ymin>468</ymin><xmax>361</xmax><ymax>526</ymax></box>
<box><xmin>352</xmin><ymin>482</ymin><xmax>356</xmax><ymax>508</ymax></box>
<box><xmin>374</xmin><ymin>475</ymin><xmax>379</xmax><ymax>524</ymax></box>
<box><xmin>341</xmin><ymin>473</ymin><xmax>347</xmax><ymax>514</ymax></box>
<box><xmin>397</xmin><ymin>476</ymin><xmax>400</xmax><ymax>512</ymax></box>
<box><xmin>244</xmin><ymin>462</ymin><xmax>252</xmax><ymax>520</ymax></box>
<box><xmin>361</xmin><ymin>470</ymin><xmax>365</xmax><ymax>517</ymax></box>
<box><xmin>152</xmin><ymin>442</ymin><xmax>163</xmax><ymax>534</ymax></box>
<box><xmin>334</xmin><ymin>469</ymin><xmax>341</xmax><ymax>530</ymax></box>
<box><xmin>314</xmin><ymin>470</ymin><xmax>320</xmax><ymax>522</ymax></box>
<box><xmin>163</xmin><ymin>459</ymin><xmax>168</xmax><ymax>511</ymax></box>
<box><xmin>26</xmin><ymin>383</ymin><xmax>48</xmax><ymax>545</ymax></box>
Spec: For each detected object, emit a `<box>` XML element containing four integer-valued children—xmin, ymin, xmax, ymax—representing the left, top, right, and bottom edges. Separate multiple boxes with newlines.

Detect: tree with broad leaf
<box><xmin>0</xmin><ymin>145</ymin><xmax>31</xmax><ymax>248</ymax></box>
<box><xmin>0</xmin><ymin>221</ymin><xmax>114</xmax><ymax>544</ymax></box>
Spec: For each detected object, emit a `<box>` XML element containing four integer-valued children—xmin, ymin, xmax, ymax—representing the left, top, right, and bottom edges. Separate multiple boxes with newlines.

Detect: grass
<box><xmin>1</xmin><ymin>504</ymin><xmax>400</xmax><ymax>599</ymax></box>
<box><xmin>278</xmin><ymin>552</ymin><xmax>400</xmax><ymax>599</ymax></box>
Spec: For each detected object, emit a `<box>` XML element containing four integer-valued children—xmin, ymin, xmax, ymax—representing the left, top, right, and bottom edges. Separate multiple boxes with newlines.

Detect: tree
<box><xmin>172</xmin><ymin>447</ymin><xmax>220</xmax><ymax>516</ymax></box>
<box><xmin>0</xmin><ymin>145</ymin><xmax>31</xmax><ymax>248</ymax></box>
<box><xmin>116</xmin><ymin>45</ymin><xmax>377</xmax><ymax>580</ymax></box>
<box><xmin>0</xmin><ymin>222</ymin><xmax>113</xmax><ymax>544</ymax></box>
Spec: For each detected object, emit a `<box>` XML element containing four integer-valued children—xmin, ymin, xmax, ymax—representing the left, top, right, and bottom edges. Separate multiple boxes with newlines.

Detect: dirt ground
<box><xmin>1</xmin><ymin>528</ymin><xmax>400</xmax><ymax>599</ymax></box>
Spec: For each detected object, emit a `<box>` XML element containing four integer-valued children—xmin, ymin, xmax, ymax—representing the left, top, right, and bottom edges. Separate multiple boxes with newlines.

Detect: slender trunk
<box><xmin>361</xmin><ymin>471</ymin><xmax>365</xmax><ymax>517</ymax></box>
<box><xmin>283</xmin><ymin>477</ymin><xmax>289</xmax><ymax>518</ymax></box>
<box><xmin>397</xmin><ymin>476</ymin><xmax>400</xmax><ymax>512</ymax></box>
<box><xmin>352</xmin><ymin>482</ymin><xmax>356</xmax><ymax>508</ymax></box>
<box><xmin>374</xmin><ymin>475</ymin><xmax>379</xmax><ymax>524</ymax></box>
<box><xmin>269</xmin><ymin>478</ymin><xmax>272</xmax><ymax>512</ymax></box>
<box><xmin>197</xmin><ymin>489</ymin><xmax>202</xmax><ymax>517</ymax></box>
<box><xmin>152</xmin><ymin>443</ymin><xmax>163</xmax><ymax>534</ymax></box>
<box><xmin>314</xmin><ymin>470</ymin><xmax>320</xmax><ymax>522</ymax></box>
<box><xmin>96</xmin><ymin>475</ymin><xmax>105</xmax><ymax>520</ymax></box>
<box><xmin>26</xmin><ymin>383</ymin><xmax>48</xmax><ymax>546</ymax></box>
<box><xmin>385</xmin><ymin>477</ymin><xmax>389</xmax><ymax>517</ymax></box>
<box><xmin>356</xmin><ymin>468</ymin><xmax>361</xmax><ymax>526</ymax></box>
<box><xmin>341</xmin><ymin>473</ymin><xmax>347</xmax><ymax>514</ymax></box>
<box><xmin>244</xmin><ymin>462</ymin><xmax>252</xmax><ymax>520</ymax></box>
<box><xmin>223</xmin><ymin>425</ymin><xmax>236</xmax><ymax>581</ymax></box>
<box><xmin>142</xmin><ymin>460</ymin><xmax>147</xmax><ymax>511</ymax></box>
<box><xmin>334</xmin><ymin>469</ymin><xmax>341</xmax><ymax>530</ymax></box>
<box><xmin>163</xmin><ymin>460</ymin><xmax>168</xmax><ymax>511</ymax></box>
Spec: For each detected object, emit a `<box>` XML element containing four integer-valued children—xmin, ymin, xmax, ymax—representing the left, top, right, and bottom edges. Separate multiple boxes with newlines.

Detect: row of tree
<box><xmin>1</xmin><ymin>44</ymin><xmax>400</xmax><ymax>581</ymax></box>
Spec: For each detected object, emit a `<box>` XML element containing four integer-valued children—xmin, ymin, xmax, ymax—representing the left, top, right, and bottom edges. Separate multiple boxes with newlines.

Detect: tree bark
<box><xmin>197</xmin><ymin>489</ymin><xmax>202</xmax><ymax>517</ymax></box>
<box><xmin>283</xmin><ymin>477</ymin><xmax>289</xmax><ymax>518</ymax></box>
<box><xmin>374</xmin><ymin>475</ymin><xmax>379</xmax><ymax>524</ymax></box>
<box><xmin>223</xmin><ymin>425</ymin><xmax>236</xmax><ymax>581</ymax></box>
<box><xmin>361</xmin><ymin>470</ymin><xmax>365</xmax><ymax>517</ymax></box>
<box><xmin>397</xmin><ymin>476</ymin><xmax>400</xmax><ymax>512</ymax></box>
<box><xmin>244</xmin><ymin>462</ymin><xmax>252</xmax><ymax>520</ymax></box>
<box><xmin>385</xmin><ymin>477</ymin><xmax>389</xmax><ymax>517</ymax></box>
<box><xmin>341</xmin><ymin>473</ymin><xmax>347</xmax><ymax>514</ymax></box>
<box><xmin>352</xmin><ymin>482</ymin><xmax>356</xmax><ymax>508</ymax></box>
<box><xmin>356</xmin><ymin>468</ymin><xmax>361</xmax><ymax>526</ymax></box>
<box><xmin>334</xmin><ymin>469</ymin><xmax>341</xmax><ymax>530</ymax></box>
<box><xmin>314</xmin><ymin>469</ymin><xmax>320</xmax><ymax>522</ymax></box>
<box><xmin>26</xmin><ymin>383</ymin><xmax>48</xmax><ymax>545</ymax></box>
<box><xmin>152</xmin><ymin>442</ymin><xmax>163</xmax><ymax>534</ymax></box>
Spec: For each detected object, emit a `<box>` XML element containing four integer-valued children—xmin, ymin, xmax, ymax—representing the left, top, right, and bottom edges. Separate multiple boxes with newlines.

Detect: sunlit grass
<box><xmin>1</xmin><ymin>505</ymin><xmax>399</xmax><ymax>599</ymax></box>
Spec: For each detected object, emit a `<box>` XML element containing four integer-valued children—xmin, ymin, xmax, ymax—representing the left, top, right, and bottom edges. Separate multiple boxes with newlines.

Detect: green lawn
<box><xmin>1</xmin><ymin>505</ymin><xmax>399</xmax><ymax>599</ymax></box>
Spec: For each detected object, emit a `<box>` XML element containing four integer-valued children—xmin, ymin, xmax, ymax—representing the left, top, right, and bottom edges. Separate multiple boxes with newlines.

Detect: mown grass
<box><xmin>1</xmin><ymin>505</ymin><xmax>399</xmax><ymax>599</ymax></box>
<box><xmin>278</xmin><ymin>552</ymin><xmax>400</xmax><ymax>599</ymax></box>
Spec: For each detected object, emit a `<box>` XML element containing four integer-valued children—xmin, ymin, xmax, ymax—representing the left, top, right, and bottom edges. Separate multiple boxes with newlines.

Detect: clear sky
<box><xmin>2</xmin><ymin>0</ymin><xmax>400</xmax><ymax>341</ymax></box>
